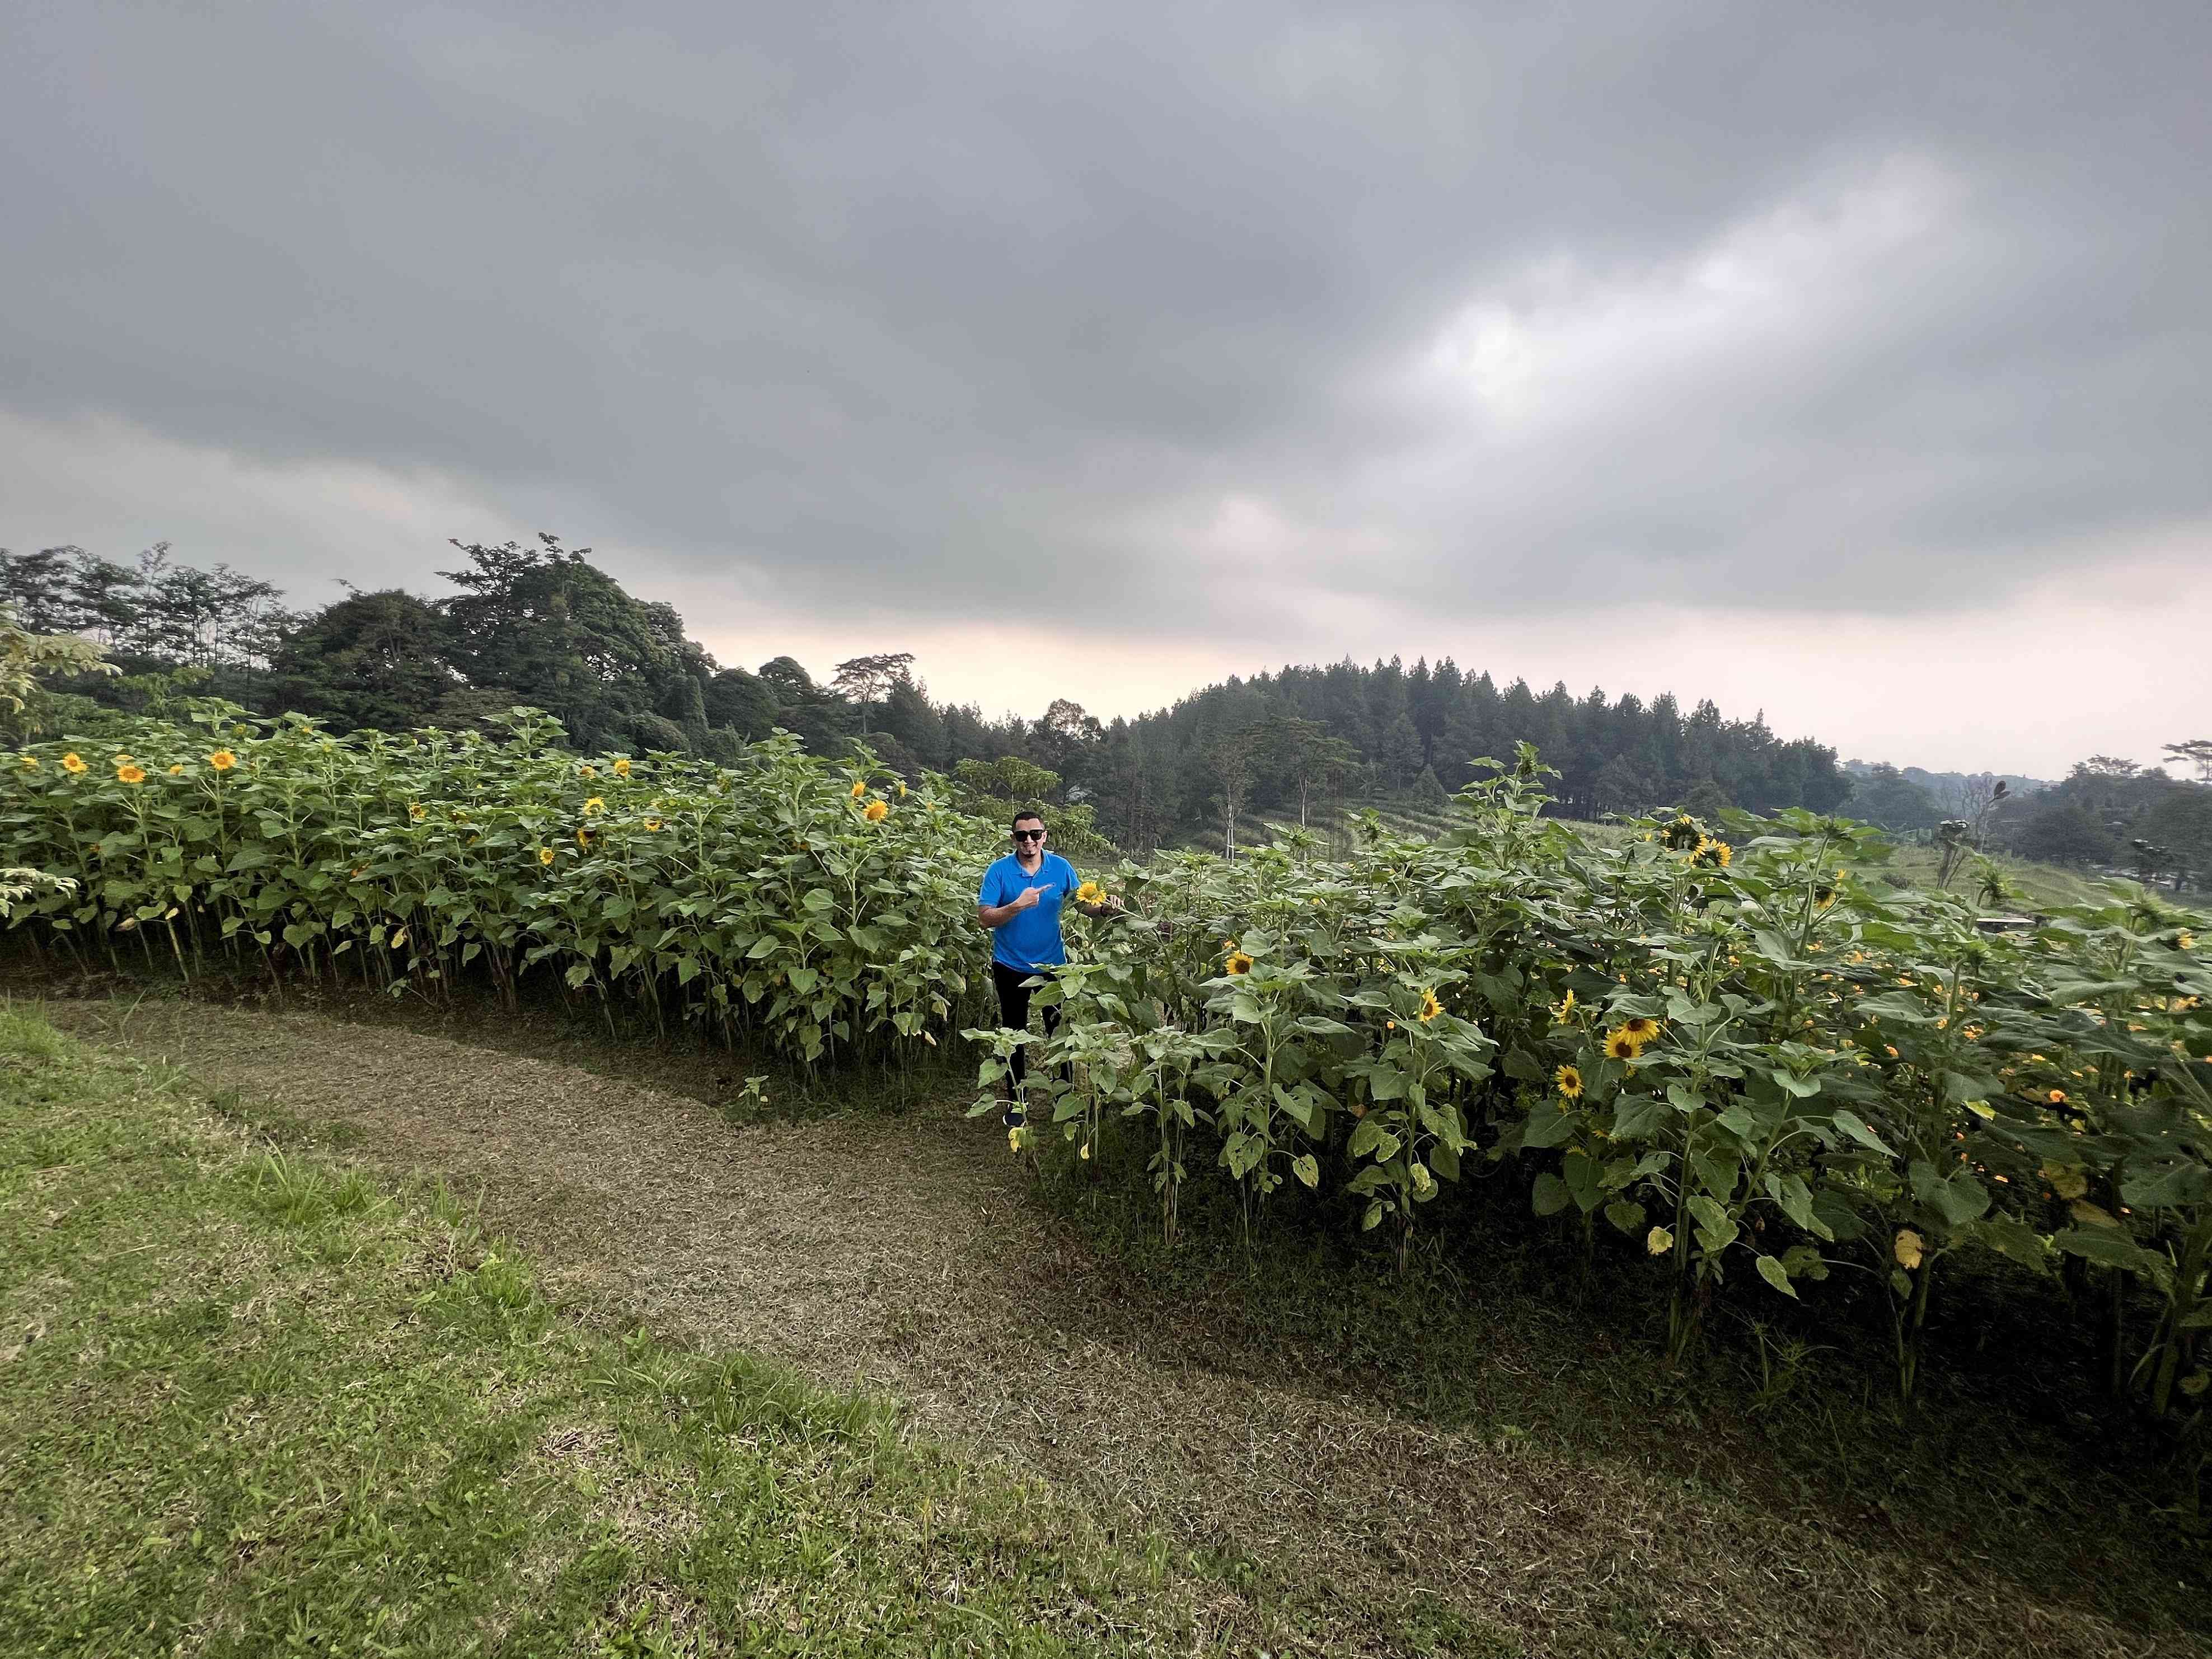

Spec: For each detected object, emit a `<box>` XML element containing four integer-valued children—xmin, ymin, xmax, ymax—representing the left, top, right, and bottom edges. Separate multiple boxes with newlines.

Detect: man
<box><xmin>976</xmin><ymin>809</ymin><xmax>1115</xmax><ymax>1126</ymax></box>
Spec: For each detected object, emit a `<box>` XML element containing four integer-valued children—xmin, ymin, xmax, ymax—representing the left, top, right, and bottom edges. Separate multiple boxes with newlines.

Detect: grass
<box><xmin>26</xmin><ymin>984</ymin><xmax>2212</xmax><ymax>1657</ymax></box>
<box><xmin>0</xmin><ymin>1005</ymin><xmax>1271</xmax><ymax>1657</ymax></box>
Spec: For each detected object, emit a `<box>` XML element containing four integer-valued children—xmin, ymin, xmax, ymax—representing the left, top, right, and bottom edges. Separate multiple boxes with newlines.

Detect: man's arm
<box><xmin>978</xmin><ymin>882</ymin><xmax>1044</xmax><ymax>928</ymax></box>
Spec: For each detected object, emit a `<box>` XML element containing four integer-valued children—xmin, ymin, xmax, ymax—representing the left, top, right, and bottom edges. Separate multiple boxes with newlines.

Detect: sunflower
<box><xmin>612</xmin><ymin>757</ymin><xmax>632</xmax><ymax>777</ymax></box>
<box><xmin>207</xmin><ymin>749</ymin><xmax>237</xmax><ymax>772</ymax></box>
<box><xmin>407</xmin><ymin>802</ymin><xmax>427</xmax><ymax>821</ymax></box>
<box><xmin>897</xmin><ymin>782</ymin><xmax>908</xmax><ymax>798</ymax></box>
<box><xmin>575</xmin><ymin>827</ymin><xmax>593</xmax><ymax>849</ymax></box>
<box><xmin>1619</xmin><ymin>1015</ymin><xmax>1660</xmax><ymax>1045</ymax></box>
<box><xmin>2181</xmin><ymin>932</ymin><xmax>2196</xmax><ymax>951</ymax></box>
<box><xmin>1689</xmin><ymin>837</ymin><xmax>1732</xmax><ymax>869</ymax></box>
<box><xmin>1893</xmin><ymin>1229</ymin><xmax>1924</xmax><ymax>1271</ymax></box>
<box><xmin>849</xmin><ymin>779</ymin><xmax>867</xmax><ymax>799</ymax></box>
<box><xmin>115</xmin><ymin>763</ymin><xmax>146</xmax><ymax>785</ymax></box>
<box><xmin>1604</xmin><ymin>1029</ymin><xmax>1641</xmax><ymax>1062</ymax></box>
<box><xmin>1417</xmin><ymin>988</ymin><xmax>1444</xmax><ymax>1023</ymax></box>
<box><xmin>1660</xmin><ymin>814</ymin><xmax>1703</xmax><ymax>851</ymax></box>
<box><xmin>537</xmin><ymin>846</ymin><xmax>556</xmax><ymax>865</ymax></box>
<box><xmin>1550</xmin><ymin>988</ymin><xmax>1576</xmax><ymax>1021</ymax></box>
<box><xmin>582</xmin><ymin>796</ymin><xmax>605</xmax><ymax>816</ymax></box>
<box><xmin>18</xmin><ymin>754</ymin><xmax>36</xmax><ymax>770</ymax></box>
<box><xmin>166</xmin><ymin>763</ymin><xmax>184</xmax><ymax>775</ymax></box>
<box><xmin>643</xmin><ymin>817</ymin><xmax>663</xmax><ymax>832</ymax></box>
<box><xmin>578</xmin><ymin>763</ymin><xmax>598</xmax><ymax>779</ymax></box>
<box><xmin>61</xmin><ymin>752</ymin><xmax>86</xmax><ymax>774</ymax></box>
<box><xmin>863</xmin><ymin>800</ymin><xmax>888</xmax><ymax>822</ymax></box>
<box><xmin>1555</xmin><ymin>1063</ymin><xmax>1583</xmax><ymax>1099</ymax></box>
<box><xmin>1075</xmin><ymin>879</ymin><xmax>1105</xmax><ymax>906</ymax></box>
<box><xmin>1224</xmin><ymin>951</ymin><xmax>1254</xmax><ymax>976</ymax></box>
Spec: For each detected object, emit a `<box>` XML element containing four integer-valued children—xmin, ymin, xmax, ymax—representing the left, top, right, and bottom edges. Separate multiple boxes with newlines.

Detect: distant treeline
<box><xmin>9</xmin><ymin>537</ymin><xmax>2196</xmax><ymax>872</ymax></box>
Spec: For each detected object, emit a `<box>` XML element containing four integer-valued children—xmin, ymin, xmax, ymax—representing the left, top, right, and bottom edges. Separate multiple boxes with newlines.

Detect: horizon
<box><xmin>5</xmin><ymin>4</ymin><xmax>2206</xmax><ymax>779</ymax></box>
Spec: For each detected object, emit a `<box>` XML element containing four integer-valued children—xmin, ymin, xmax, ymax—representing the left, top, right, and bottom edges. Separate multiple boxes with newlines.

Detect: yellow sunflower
<box><xmin>897</xmin><ymin>782</ymin><xmax>908</xmax><ymax>798</ymax></box>
<box><xmin>1075</xmin><ymin>879</ymin><xmax>1105</xmax><ymax>905</ymax></box>
<box><xmin>578</xmin><ymin>763</ymin><xmax>598</xmax><ymax>779</ymax></box>
<box><xmin>849</xmin><ymin>779</ymin><xmax>867</xmax><ymax>799</ymax></box>
<box><xmin>61</xmin><ymin>752</ymin><xmax>86</xmax><ymax>774</ymax></box>
<box><xmin>576</xmin><ymin>828</ymin><xmax>593</xmax><ymax>849</ymax></box>
<box><xmin>537</xmin><ymin>846</ymin><xmax>556</xmax><ymax>865</ymax></box>
<box><xmin>407</xmin><ymin>802</ymin><xmax>427</xmax><ymax>821</ymax></box>
<box><xmin>1619</xmin><ymin>1016</ymin><xmax>1660</xmax><ymax>1046</ymax></box>
<box><xmin>1225</xmin><ymin>951</ymin><xmax>1254</xmax><ymax>976</ymax></box>
<box><xmin>1555</xmin><ymin>1063</ymin><xmax>1583</xmax><ymax>1099</ymax></box>
<box><xmin>207</xmin><ymin>749</ymin><xmax>237</xmax><ymax>772</ymax></box>
<box><xmin>1550</xmin><ymin>988</ymin><xmax>1576</xmax><ymax>1021</ymax></box>
<box><xmin>167</xmin><ymin>763</ymin><xmax>184</xmax><ymax>775</ymax></box>
<box><xmin>1417</xmin><ymin>988</ymin><xmax>1444</xmax><ymax>1023</ymax></box>
<box><xmin>18</xmin><ymin>754</ymin><xmax>36</xmax><ymax>770</ymax></box>
<box><xmin>582</xmin><ymin>796</ymin><xmax>605</xmax><ymax>816</ymax></box>
<box><xmin>1604</xmin><ymin>1029</ymin><xmax>1641</xmax><ymax>1062</ymax></box>
<box><xmin>612</xmin><ymin>757</ymin><xmax>632</xmax><ymax>777</ymax></box>
<box><xmin>863</xmin><ymin>799</ymin><xmax>889</xmax><ymax>822</ymax></box>
<box><xmin>643</xmin><ymin>817</ymin><xmax>663</xmax><ymax>832</ymax></box>
<box><xmin>116</xmin><ymin>763</ymin><xmax>146</xmax><ymax>785</ymax></box>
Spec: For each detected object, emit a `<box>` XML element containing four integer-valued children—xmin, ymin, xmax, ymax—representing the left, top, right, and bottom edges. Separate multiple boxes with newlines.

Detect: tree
<box><xmin>2163</xmin><ymin>739</ymin><xmax>2212</xmax><ymax>784</ymax></box>
<box><xmin>704</xmin><ymin>667</ymin><xmax>780</xmax><ymax>739</ymax></box>
<box><xmin>0</xmin><ymin>603</ymin><xmax>115</xmax><ymax>737</ymax></box>
<box><xmin>1262</xmin><ymin>716</ymin><xmax>1357</xmax><ymax>827</ymax></box>
<box><xmin>1845</xmin><ymin>764</ymin><xmax>1939</xmax><ymax>833</ymax></box>
<box><xmin>1206</xmin><ymin>725</ymin><xmax>1267</xmax><ymax>861</ymax></box>
<box><xmin>830</xmin><ymin>652</ymin><xmax>916</xmax><ymax>738</ymax></box>
<box><xmin>268</xmin><ymin>589</ymin><xmax>457</xmax><ymax>732</ymax></box>
<box><xmin>2013</xmin><ymin>801</ymin><xmax>2120</xmax><ymax>868</ymax></box>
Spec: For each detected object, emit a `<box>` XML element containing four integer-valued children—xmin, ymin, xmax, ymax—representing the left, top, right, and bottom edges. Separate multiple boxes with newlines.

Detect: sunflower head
<box><xmin>643</xmin><ymin>817</ymin><xmax>663</xmax><ymax>832</ymax></box>
<box><xmin>2180</xmin><ymin>931</ymin><xmax>2196</xmax><ymax>951</ymax></box>
<box><xmin>612</xmin><ymin>758</ymin><xmax>632</xmax><ymax>777</ymax></box>
<box><xmin>863</xmin><ymin>799</ymin><xmax>889</xmax><ymax>822</ymax></box>
<box><xmin>1690</xmin><ymin>837</ymin><xmax>1732</xmax><ymax>869</ymax></box>
<box><xmin>1075</xmin><ymin>879</ymin><xmax>1105</xmax><ymax>905</ymax></box>
<box><xmin>167</xmin><ymin>763</ymin><xmax>184</xmax><ymax>775</ymax></box>
<box><xmin>18</xmin><ymin>754</ymin><xmax>36</xmax><ymax>770</ymax></box>
<box><xmin>61</xmin><ymin>752</ymin><xmax>86</xmax><ymax>774</ymax></box>
<box><xmin>582</xmin><ymin>796</ymin><xmax>605</xmax><ymax>816</ymax></box>
<box><xmin>1551</xmin><ymin>988</ymin><xmax>1576</xmax><ymax>1021</ymax></box>
<box><xmin>1604</xmin><ymin>1029</ymin><xmax>1641</xmax><ymax>1062</ymax></box>
<box><xmin>849</xmin><ymin>779</ymin><xmax>868</xmax><ymax>799</ymax></box>
<box><xmin>1620</xmin><ymin>1016</ymin><xmax>1660</xmax><ymax>1044</ymax></box>
<box><xmin>578</xmin><ymin>764</ymin><xmax>598</xmax><ymax>780</ymax></box>
<box><xmin>407</xmin><ymin>802</ymin><xmax>427</xmax><ymax>821</ymax></box>
<box><xmin>207</xmin><ymin>749</ymin><xmax>237</xmax><ymax>772</ymax></box>
<box><xmin>115</xmin><ymin>763</ymin><xmax>146</xmax><ymax>785</ymax></box>
<box><xmin>897</xmin><ymin>782</ymin><xmax>908</xmax><ymax>798</ymax></box>
<box><xmin>1555</xmin><ymin>1063</ymin><xmax>1583</xmax><ymax>1100</ymax></box>
<box><xmin>1661</xmin><ymin>814</ymin><xmax>1703</xmax><ymax>851</ymax></box>
<box><xmin>1417</xmin><ymin>988</ymin><xmax>1444</xmax><ymax>1023</ymax></box>
<box><xmin>575</xmin><ymin>827</ymin><xmax>593</xmax><ymax>849</ymax></box>
<box><xmin>1224</xmin><ymin>951</ymin><xmax>1254</xmax><ymax>976</ymax></box>
<box><xmin>538</xmin><ymin>846</ymin><xmax>556</xmax><ymax>865</ymax></box>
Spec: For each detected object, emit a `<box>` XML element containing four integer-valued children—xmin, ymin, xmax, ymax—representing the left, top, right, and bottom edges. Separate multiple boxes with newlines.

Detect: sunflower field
<box><xmin>5</xmin><ymin>707</ymin><xmax>2211</xmax><ymax>1437</ymax></box>
<box><xmin>1</xmin><ymin>705</ymin><xmax>993</xmax><ymax>1065</ymax></box>
<box><xmin>981</xmin><ymin>747</ymin><xmax>2212</xmax><ymax>1431</ymax></box>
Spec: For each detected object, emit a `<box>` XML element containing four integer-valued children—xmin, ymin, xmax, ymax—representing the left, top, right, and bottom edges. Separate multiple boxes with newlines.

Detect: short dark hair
<box><xmin>1010</xmin><ymin>810</ymin><xmax>1045</xmax><ymax>831</ymax></box>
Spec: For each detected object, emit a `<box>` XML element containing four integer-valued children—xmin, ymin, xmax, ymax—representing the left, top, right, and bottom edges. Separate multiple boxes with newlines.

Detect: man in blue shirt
<box><xmin>976</xmin><ymin>810</ymin><xmax>1116</xmax><ymax>1126</ymax></box>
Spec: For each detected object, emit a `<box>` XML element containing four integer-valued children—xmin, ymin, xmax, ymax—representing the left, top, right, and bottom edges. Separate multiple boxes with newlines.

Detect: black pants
<box><xmin>991</xmin><ymin>960</ymin><xmax>1062</xmax><ymax>1089</ymax></box>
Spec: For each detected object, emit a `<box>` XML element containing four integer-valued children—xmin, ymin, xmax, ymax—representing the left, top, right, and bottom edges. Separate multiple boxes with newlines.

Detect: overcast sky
<box><xmin>4</xmin><ymin>2</ymin><xmax>2206</xmax><ymax>776</ymax></box>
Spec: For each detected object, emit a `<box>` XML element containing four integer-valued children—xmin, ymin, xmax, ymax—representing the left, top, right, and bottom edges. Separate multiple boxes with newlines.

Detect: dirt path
<box><xmin>43</xmin><ymin>995</ymin><xmax>2202</xmax><ymax>1659</ymax></box>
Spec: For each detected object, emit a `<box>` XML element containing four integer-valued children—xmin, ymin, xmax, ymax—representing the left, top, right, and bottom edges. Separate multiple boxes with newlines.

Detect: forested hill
<box><xmin>2</xmin><ymin>537</ymin><xmax>1848</xmax><ymax>850</ymax></box>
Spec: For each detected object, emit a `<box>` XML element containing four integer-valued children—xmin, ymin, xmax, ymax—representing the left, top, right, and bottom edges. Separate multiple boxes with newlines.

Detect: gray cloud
<box><xmin>3</xmin><ymin>1</ymin><xmax>2208</xmax><ymax>641</ymax></box>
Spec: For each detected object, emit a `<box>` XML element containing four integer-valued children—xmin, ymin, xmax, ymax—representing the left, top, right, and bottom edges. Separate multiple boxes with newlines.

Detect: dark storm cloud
<box><xmin>3</xmin><ymin>1</ymin><xmax>2206</xmax><ymax>636</ymax></box>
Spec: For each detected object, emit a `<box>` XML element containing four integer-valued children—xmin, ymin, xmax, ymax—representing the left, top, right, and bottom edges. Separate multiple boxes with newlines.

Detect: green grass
<box><xmin>0</xmin><ymin>1007</ymin><xmax>1242</xmax><ymax>1657</ymax></box>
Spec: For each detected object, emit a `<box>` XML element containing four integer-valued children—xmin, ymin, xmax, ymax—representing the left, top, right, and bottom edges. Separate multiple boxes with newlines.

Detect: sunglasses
<box><xmin>1011</xmin><ymin>828</ymin><xmax>1045</xmax><ymax>841</ymax></box>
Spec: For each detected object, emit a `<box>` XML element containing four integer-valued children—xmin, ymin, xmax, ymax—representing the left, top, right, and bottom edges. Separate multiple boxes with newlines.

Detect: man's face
<box><xmin>1011</xmin><ymin>819</ymin><xmax>1046</xmax><ymax>855</ymax></box>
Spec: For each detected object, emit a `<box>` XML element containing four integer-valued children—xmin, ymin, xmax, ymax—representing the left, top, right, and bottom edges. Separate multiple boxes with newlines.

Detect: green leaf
<box><xmin>1531</xmin><ymin>1172</ymin><xmax>1571</xmax><ymax>1216</ymax></box>
<box><xmin>1829</xmin><ymin>1109</ymin><xmax>1895</xmax><ymax>1157</ymax></box>
<box><xmin>1604</xmin><ymin>1199</ymin><xmax>1646</xmax><ymax>1236</ymax></box>
<box><xmin>1755</xmin><ymin>1254</ymin><xmax>1798</xmax><ymax>1297</ymax></box>
<box><xmin>1292</xmin><ymin>1153</ymin><xmax>1320</xmax><ymax>1189</ymax></box>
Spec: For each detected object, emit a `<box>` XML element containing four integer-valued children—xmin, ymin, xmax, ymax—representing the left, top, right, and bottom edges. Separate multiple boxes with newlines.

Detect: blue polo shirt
<box><xmin>978</xmin><ymin>852</ymin><xmax>1080</xmax><ymax>972</ymax></box>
